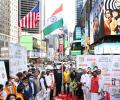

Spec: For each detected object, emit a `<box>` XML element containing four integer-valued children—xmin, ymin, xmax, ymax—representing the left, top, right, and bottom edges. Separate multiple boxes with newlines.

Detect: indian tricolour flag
<box><xmin>43</xmin><ymin>4</ymin><xmax>63</xmax><ymax>36</ymax></box>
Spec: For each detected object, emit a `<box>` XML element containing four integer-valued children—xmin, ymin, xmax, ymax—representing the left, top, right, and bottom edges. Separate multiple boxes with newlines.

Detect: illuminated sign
<box><xmin>75</xmin><ymin>27</ymin><xmax>82</xmax><ymax>40</ymax></box>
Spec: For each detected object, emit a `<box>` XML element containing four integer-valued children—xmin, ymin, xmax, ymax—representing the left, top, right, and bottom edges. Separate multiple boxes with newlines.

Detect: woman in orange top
<box><xmin>0</xmin><ymin>84</ymin><xmax>7</xmax><ymax>100</ymax></box>
<box><xmin>16</xmin><ymin>93</ymin><xmax>24</xmax><ymax>100</ymax></box>
<box><xmin>4</xmin><ymin>81</ymin><xmax>16</xmax><ymax>96</ymax></box>
<box><xmin>104</xmin><ymin>9</ymin><xmax>112</xmax><ymax>35</ymax></box>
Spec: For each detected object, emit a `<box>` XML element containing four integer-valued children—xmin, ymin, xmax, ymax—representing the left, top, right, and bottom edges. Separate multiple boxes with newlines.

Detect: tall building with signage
<box><xmin>0</xmin><ymin>0</ymin><xmax>19</xmax><ymax>59</ymax></box>
<box><xmin>78</xmin><ymin>0</ymin><xmax>120</xmax><ymax>54</ymax></box>
<box><xmin>19</xmin><ymin>0</ymin><xmax>47</xmax><ymax>58</ymax></box>
<box><xmin>92</xmin><ymin>0</ymin><xmax>120</xmax><ymax>54</ymax></box>
<box><xmin>75</xmin><ymin>0</ymin><xmax>83</xmax><ymax>25</ymax></box>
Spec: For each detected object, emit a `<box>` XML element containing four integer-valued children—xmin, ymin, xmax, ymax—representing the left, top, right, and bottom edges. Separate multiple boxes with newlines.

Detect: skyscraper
<box><xmin>75</xmin><ymin>0</ymin><xmax>83</xmax><ymax>25</ymax></box>
<box><xmin>0</xmin><ymin>0</ymin><xmax>19</xmax><ymax>58</ymax></box>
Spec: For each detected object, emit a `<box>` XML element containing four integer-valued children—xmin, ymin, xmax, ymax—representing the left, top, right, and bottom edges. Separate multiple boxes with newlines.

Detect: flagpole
<box><xmin>18</xmin><ymin>0</ymin><xmax>21</xmax><ymax>44</ymax></box>
<box><xmin>43</xmin><ymin>0</ymin><xmax>48</xmax><ymax>58</ymax></box>
<box><xmin>39</xmin><ymin>0</ymin><xmax>41</xmax><ymax>58</ymax></box>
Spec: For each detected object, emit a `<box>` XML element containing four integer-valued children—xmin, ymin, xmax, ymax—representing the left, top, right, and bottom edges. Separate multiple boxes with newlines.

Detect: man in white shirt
<box><xmin>45</xmin><ymin>70</ymin><xmax>53</xmax><ymax>100</ymax></box>
<box><xmin>45</xmin><ymin>69</ymin><xmax>55</xmax><ymax>100</ymax></box>
<box><xmin>40</xmin><ymin>71</ymin><xmax>49</xmax><ymax>100</ymax></box>
<box><xmin>81</xmin><ymin>69</ymin><xmax>91</xmax><ymax>100</ymax></box>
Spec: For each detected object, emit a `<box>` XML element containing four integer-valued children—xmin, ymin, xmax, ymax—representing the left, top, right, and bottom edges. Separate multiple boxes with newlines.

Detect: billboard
<box><xmin>94</xmin><ymin>43</ymin><xmax>120</xmax><ymax>54</ymax></box>
<box><xmin>104</xmin><ymin>0</ymin><xmax>120</xmax><ymax>35</ymax></box>
<box><xmin>9</xmin><ymin>43</ymin><xmax>27</xmax><ymax>76</ymax></box>
<box><xmin>75</xmin><ymin>27</ymin><xmax>82</xmax><ymax>40</ymax></box>
<box><xmin>20</xmin><ymin>35</ymin><xmax>33</xmax><ymax>51</ymax></box>
<box><xmin>76</xmin><ymin>55</ymin><xmax>120</xmax><ymax>100</ymax></box>
<box><xmin>90</xmin><ymin>0</ymin><xmax>104</xmax><ymax>44</ymax></box>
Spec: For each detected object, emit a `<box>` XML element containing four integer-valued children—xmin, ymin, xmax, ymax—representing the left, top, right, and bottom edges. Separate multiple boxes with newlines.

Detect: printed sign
<box><xmin>76</xmin><ymin>55</ymin><xmax>120</xmax><ymax>99</ymax></box>
<box><xmin>0</xmin><ymin>61</ymin><xmax>7</xmax><ymax>85</ymax></box>
<box><xmin>9</xmin><ymin>43</ymin><xmax>27</xmax><ymax>76</ymax></box>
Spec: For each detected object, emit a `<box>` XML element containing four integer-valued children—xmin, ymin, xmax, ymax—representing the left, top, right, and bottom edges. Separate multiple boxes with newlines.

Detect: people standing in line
<box><xmin>16</xmin><ymin>84</ymin><xmax>24</xmax><ymax>100</ymax></box>
<box><xmin>28</xmin><ymin>75</ymin><xmax>37</xmax><ymax>100</ymax></box>
<box><xmin>4</xmin><ymin>80</ymin><xmax>16</xmax><ymax>96</ymax></box>
<box><xmin>63</xmin><ymin>68</ymin><xmax>70</xmax><ymax>94</ymax></box>
<box><xmin>69</xmin><ymin>69</ymin><xmax>77</xmax><ymax>96</ymax></box>
<box><xmin>34</xmin><ymin>69</ymin><xmax>41</xmax><ymax>93</ymax></box>
<box><xmin>76</xmin><ymin>68</ymin><xmax>84</xmax><ymax>100</ymax></box>
<box><xmin>45</xmin><ymin>70</ymin><xmax>51</xmax><ymax>100</ymax></box>
<box><xmin>93</xmin><ymin>66</ymin><xmax>99</xmax><ymax>72</ymax></box>
<box><xmin>40</xmin><ymin>71</ymin><xmax>49</xmax><ymax>100</ymax></box>
<box><xmin>16</xmin><ymin>72</ymin><xmax>24</xmax><ymax>87</ymax></box>
<box><xmin>23</xmin><ymin>71</ymin><xmax>28</xmax><ymax>78</ymax></box>
<box><xmin>69</xmin><ymin>77</ymin><xmax>77</xmax><ymax>96</ymax></box>
<box><xmin>0</xmin><ymin>84</ymin><xmax>7</xmax><ymax>100</ymax></box>
<box><xmin>90</xmin><ymin>71</ymin><xmax>101</xmax><ymax>100</ymax></box>
<box><xmin>81</xmin><ymin>69</ymin><xmax>91</xmax><ymax>100</ymax></box>
<box><xmin>49</xmin><ymin>69</ymin><xmax>55</xmax><ymax>100</ymax></box>
<box><xmin>22</xmin><ymin>77</ymin><xmax>32</xmax><ymax>100</ymax></box>
<box><xmin>87</xmin><ymin>67</ymin><xmax>92</xmax><ymax>74</ymax></box>
<box><xmin>55</xmin><ymin>69</ymin><xmax>62</xmax><ymax>96</ymax></box>
<box><xmin>70</xmin><ymin>69</ymin><xmax>76</xmax><ymax>81</ymax></box>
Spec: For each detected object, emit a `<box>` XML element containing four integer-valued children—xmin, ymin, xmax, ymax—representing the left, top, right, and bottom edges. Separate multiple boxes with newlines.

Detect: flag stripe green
<box><xmin>43</xmin><ymin>18</ymin><xmax>63</xmax><ymax>36</ymax></box>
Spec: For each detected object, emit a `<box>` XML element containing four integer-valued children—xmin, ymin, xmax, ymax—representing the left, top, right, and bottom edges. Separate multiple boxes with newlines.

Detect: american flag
<box><xmin>19</xmin><ymin>2</ymin><xmax>40</xmax><ymax>29</ymax></box>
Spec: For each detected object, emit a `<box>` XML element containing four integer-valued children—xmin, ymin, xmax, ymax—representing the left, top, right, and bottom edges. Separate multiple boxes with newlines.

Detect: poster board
<box><xmin>9</xmin><ymin>43</ymin><xmax>27</xmax><ymax>77</ymax></box>
<box><xmin>76</xmin><ymin>55</ymin><xmax>120</xmax><ymax>99</ymax></box>
<box><xmin>0</xmin><ymin>61</ymin><xmax>7</xmax><ymax>85</ymax></box>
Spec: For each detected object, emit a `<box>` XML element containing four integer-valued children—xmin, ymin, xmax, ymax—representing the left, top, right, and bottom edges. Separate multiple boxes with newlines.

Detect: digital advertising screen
<box><xmin>90</xmin><ymin>0</ymin><xmax>104</xmax><ymax>44</ymax></box>
<box><xmin>75</xmin><ymin>27</ymin><xmax>82</xmax><ymax>40</ymax></box>
<box><xmin>104</xmin><ymin>0</ymin><xmax>120</xmax><ymax>35</ymax></box>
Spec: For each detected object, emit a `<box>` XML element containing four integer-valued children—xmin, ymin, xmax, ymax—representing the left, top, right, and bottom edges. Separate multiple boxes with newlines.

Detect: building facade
<box><xmin>19</xmin><ymin>0</ymin><xmax>47</xmax><ymax>59</ymax></box>
<box><xmin>0</xmin><ymin>0</ymin><xmax>19</xmax><ymax>59</ymax></box>
<box><xmin>79</xmin><ymin>0</ymin><xmax>120</xmax><ymax>54</ymax></box>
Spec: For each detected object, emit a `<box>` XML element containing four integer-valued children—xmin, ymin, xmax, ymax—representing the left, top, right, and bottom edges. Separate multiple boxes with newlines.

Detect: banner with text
<box><xmin>9</xmin><ymin>43</ymin><xmax>27</xmax><ymax>77</ymax></box>
<box><xmin>0</xmin><ymin>61</ymin><xmax>7</xmax><ymax>85</ymax></box>
<box><xmin>76</xmin><ymin>55</ymin><xmax>120</xmax><ymax>99</ymax></box>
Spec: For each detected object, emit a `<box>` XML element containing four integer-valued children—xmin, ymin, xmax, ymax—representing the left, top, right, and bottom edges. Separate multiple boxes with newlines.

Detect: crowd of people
<box><xmin>62</xmin><ymin>65</ymin><xmax>107</xmax><ymax>100</ymax></box>
<box><xmin>0</xmin><ymin>63</ymin><xmax>109</xmax><ymax>100</ymax></box>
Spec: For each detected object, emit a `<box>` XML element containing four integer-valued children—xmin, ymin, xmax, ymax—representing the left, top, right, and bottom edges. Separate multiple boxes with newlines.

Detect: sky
<box><xmin>44</xmin><ymin>0</ymin><xmax>76</xmax><ymax>33</ymax></box>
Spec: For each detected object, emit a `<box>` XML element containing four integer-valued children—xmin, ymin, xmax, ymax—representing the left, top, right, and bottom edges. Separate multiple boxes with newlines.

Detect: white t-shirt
<box><xmin>81</xmin><ymin>73</ymin><xmax>91</xmax><ymax>88</ymax></box>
